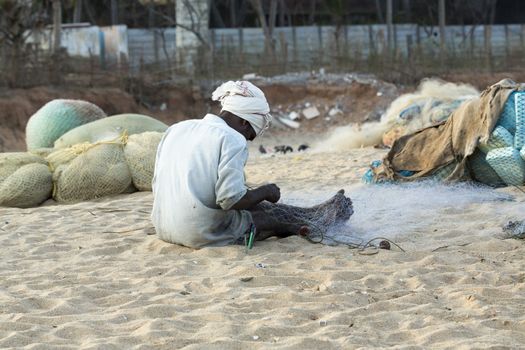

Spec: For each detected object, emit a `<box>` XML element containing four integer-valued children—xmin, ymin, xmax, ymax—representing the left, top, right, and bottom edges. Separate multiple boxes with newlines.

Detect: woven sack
<box><xmin>0</xmin><ymin>153</ymin><xmax>52</xmax><ymax>207</ymax></box>
<box><xmin>124</xmin><ymin>132</ymin><xmax>164</xmax><ymax>191</ymax></box>
<box><xmin>54</xmin><ymin>114</ymin><xmax>168</xmax><ymax>149</ymax></box>
<box><xmin>47</xmin><ymin>139</ymin><xmax>132</xmax><ymax>202</ymax></box>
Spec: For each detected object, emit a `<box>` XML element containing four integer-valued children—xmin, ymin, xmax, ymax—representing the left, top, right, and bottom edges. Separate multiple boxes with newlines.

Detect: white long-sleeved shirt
<box><xmin>151</xmin><ymin>114</ymin><xmax>252</xmax><ymax>248</ymax></box>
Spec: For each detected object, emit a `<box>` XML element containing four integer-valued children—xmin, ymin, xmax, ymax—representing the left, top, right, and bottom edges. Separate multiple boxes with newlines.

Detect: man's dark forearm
<box><xmin>230</xmin><ymin>188</ymin><xmax>269</xmax><ymax>210</ymax></box>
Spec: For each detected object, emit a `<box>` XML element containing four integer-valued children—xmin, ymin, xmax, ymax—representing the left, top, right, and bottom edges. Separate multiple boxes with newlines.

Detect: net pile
<box><xmin>26</xmin><ymin>99</ymin><xmax>106</xmax><ymax>150</ymax></box>
<box><xmin>316</xmin><ymin>80</ymin><xmax>479</xmax><ymax>152</ymax></box>
<box><xmin>362</xmin><ymin>91</ymin><xmax>525</xmax><ymax>187</ymax></box>
<box><xmin>472</xmin><ymin>92</ymin><xmax>525</xmax><ymax>187</ymax></box>
<box><xmin>0</xmin><ymin>98</ymin><xmax>169</xmax><ymax>207</ymax></box>
<box><xmin>124</xmin><ymin>132</ymin><xmax>164</xmax><ymax>191</ymax></box>
<box><xmin>47</xmin><ymin>138</ymin><xmax>132</xmax><ymax>203</ymax></box>
<box><xmin>0</xmin><ymin>153</ymin><xmax>52</xmax><ymax>207</ymax></box>
<box><xmin>54</xmin><ymin>113</ymin><xmax>168</xmax><ymax>149</ymax></box>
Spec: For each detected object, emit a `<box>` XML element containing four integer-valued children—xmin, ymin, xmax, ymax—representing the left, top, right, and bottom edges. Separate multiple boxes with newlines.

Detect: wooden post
<box><xmin>52</xmin><ymin>0</ymin><xmax>62</xmax><ymax>54</ymax></box>
<box><xmin>520</xmin><ymin>24</ymin><xmax>525</xmax><ymax>51</ymax></box>
<box><xmin>111</xmin><ymin>0</ymin><xmax>118</xmax><ymax>25</ymax></box>
<box><xmin>505</xmin><ymin>24</ymin><xmax>510</xmax><ymax>63</ymax></box>
<box><xmin>292</xmin><ymin>26</ymin><xmax>297</xmax><ymax>63</ymax></box>
<box><xmin>230</xmin><ymin>0</ymin><xmax>237</xmax><ymax>27</ymax></box>
<box><xmin>416</xmin><ymin>24</ymin><xmax>421</xmax><ymax>55</ymax></box>
<box><xmin>386</xmin><ymin>0</ymin><xmax>393</xmax><ymax>53</ymax></box>
<box><xmin>375</xmin><ymin>0</ymin><xmax>384</xmax><ymax>23</ymax></box>
<box><xmin>148</xmin><ymin>2</ymin><xmax>155</xmax><ymax>28</ymax></box>
<box><xmin>318</xmin><ymin>25</ymin><xmax>323</xmax><ymax>64</ymax></box>
<box><xmin>344</xmin><ymin>25</ymin><xmax>349</xmax><ymax>53</ymax></box>
<box><xmin>406</xmin><ymin>34</ymin><xmax>413</xmax><ymax>62</ymax></box>
<box><xmin>238</xmin><ymin>28</ymin><xmax>244</xmax><ymax>63</ymax></box>
<box><xmin>368</xmin><ymin>25</ymin><xmax>375</xmax><ymax>55</ymax></box>
<box><xmin>238</xmin><ymin>27</ymin><xmax>244</xmax><ymax>56</ymax></box>
<box><xmin>484</xmin><ymin>25</ymin><xmax>493</xmax><ymax>72</ymax></box>
<box><xmin>438</xmin><ymin>0</ymin><xmax>446</xmax><ymax>62</ymax></box>
<box><xmin>280</xmin><ymin>31</ymin><xmax>287</xmax><ymax>71</ymax></box>
<box><xmin>469</xmin><ymin>26</ymin><xmax>475</xmax><ymax>57</ymax></box>
<box><xmin>73</xmin><ymin>0</ymin><xmax>82</xmax><ymax>23</ymax></box>
<box><xmin>154</xmin><ymin>30</ymin><xmax>159</xmax><ymax>64</ymax></box>
<box><xmin>393</xmin><ymin>23</ymin><xmax>398</xmax><ymax>55</ymax></box>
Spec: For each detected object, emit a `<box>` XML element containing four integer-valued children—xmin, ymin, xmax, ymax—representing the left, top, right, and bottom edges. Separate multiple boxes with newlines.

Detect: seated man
<box><xmin>151</xmin><ymin>81</ymin><xmax>353</xmax><ymax>248</ymax></box>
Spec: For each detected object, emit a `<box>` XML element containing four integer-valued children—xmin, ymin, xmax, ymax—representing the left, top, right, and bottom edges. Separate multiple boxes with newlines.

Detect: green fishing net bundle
<box><xmin>26</xmin><ymin>99</ymin><xmax>107</xmax><ymax>151</ymax></box>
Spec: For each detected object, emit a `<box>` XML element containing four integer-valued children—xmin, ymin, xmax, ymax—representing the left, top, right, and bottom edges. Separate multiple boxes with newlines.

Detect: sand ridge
<box><xmin>0</xmin><ymin>148</ymin><xmax>524</xmax><ymax>349</ymax></box>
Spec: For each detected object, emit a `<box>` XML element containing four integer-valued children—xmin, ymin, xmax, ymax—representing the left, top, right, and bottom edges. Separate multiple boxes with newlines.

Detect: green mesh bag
<box><xmin>124</xmin><ymin>132</ymin><xmax>164</xmax><ymax>191</ymax></box>
<box><xmin>26</xmin><ymin>99</ymin><xmax>106</xmax><ymax>150</ymax></box>
<box><xmin>54</xmin><ymin>114</ymin><xmax>168</xmax><ymax>149</ymax></box>
<box><xmin>0</xmin><ymin>153</ymin><xmax>52</xmax><ymax>207</ymax></box>
<box><xmin>431</xmin><ymin>161</ymin><xmax>458</xmax><ymax>181</ymax></box>
<box><xmin>47</xmin><ymin>141</ymin><xmax>132</xmax><ymax>203</ymax></box>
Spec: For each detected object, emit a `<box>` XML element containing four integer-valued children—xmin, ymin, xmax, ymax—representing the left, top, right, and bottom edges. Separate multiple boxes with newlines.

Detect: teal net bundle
<box><xmin>26</xmin><ymin>99</ymin><xmax>107</xmax><ymax>151</ymax></box>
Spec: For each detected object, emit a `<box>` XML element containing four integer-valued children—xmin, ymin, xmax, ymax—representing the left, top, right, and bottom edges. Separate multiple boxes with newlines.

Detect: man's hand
<box><xmin>260</xmin><ymin>184</ymin><xmax>280</xmax><ymax>203</ymax></box>
<box><xmin>230</xmin><ymin>183</ymin><xmax>281</xmax><ymax>210</ymax></box>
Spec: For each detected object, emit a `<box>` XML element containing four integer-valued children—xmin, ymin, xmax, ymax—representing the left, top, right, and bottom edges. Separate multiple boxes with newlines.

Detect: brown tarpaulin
<box><xmin>375</xmin><ymin>79</ymin><xmax>525</xmax><ymax>182</ymax></box>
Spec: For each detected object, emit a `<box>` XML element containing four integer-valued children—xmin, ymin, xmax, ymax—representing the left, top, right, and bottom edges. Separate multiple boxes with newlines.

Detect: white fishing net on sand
<box><xmin>316</xmin><ymin>79</ymin><xmax>479</xmax><ymax>151</ymax></box>
<box><xmin>282</xmin><ymin>181</ymin><xmax>511</xmax><ymax>247</ymax></box>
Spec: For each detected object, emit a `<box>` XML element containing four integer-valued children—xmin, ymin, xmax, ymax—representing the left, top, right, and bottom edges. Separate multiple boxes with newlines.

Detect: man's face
<box><xmin>240</xmin><ymin>120</ymin><xmax>257</xmax><ymax>141</ymax></box>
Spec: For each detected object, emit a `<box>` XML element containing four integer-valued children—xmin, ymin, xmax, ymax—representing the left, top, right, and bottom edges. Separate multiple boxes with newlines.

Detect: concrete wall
<box><xmin>28</xmin><ymin>25</ymin><xmax>128</xmax><ymax>67</ymax></box>
<box><xmin>209</xmin><ymin>24</ymin><xmax>525</xmax><ymax>59</ymax></box>
<box><xmin>26</xmin><ymin>23</ymin><xmax>525</xmax><ymax>71</ymax></box>
<box><xmin>128</xmin><ymin>28</ymin><xmax>176</xmax><ymax>69</ymax></box>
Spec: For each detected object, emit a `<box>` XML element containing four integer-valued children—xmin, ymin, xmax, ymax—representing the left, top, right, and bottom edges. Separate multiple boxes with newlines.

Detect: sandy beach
<box><xmin>0</xmin><ymin>144</ymin><xmax>524</xmax><ymax>349</ymax></box>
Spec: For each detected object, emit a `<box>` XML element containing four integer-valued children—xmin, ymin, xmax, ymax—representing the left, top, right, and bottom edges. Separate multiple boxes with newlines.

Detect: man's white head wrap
<box><xmin>212</xmin><ymin>81</ymin><xmax>272</xmax><ymax>136</ymax></box>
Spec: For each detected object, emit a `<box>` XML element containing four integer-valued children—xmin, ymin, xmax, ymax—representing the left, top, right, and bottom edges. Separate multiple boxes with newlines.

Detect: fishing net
<box><xmin>54</xmin><ymin>113</ymin><xmax>168</xmax><ymax>149</ymax></box>
<box><xmin>467</xmin><ymin>149</ymin><xmax>505</xmax><ymax>187</ymax></box>
<box><xmin>478</xmin><ymin>126</ymin><xmax>513</xmax><ymax>153</ymax></box>
<box><xmin>26</xmin><ymin>99</ymin><xmax>106</xmax><ymax>150</ymax></box>
<box><xmin>124</xmin><ymin>132</ymin><xmax>164</xmax><ymax>191</ymax></box>
<box><xmin>485</xmin><ymin>147</ymin><xmax>525</xmax><ymax>186</ymax></box>
<box><xmin>0</xmin><ymin>153</ymin><xmax>52</xmax><ymax>207</ymax></box>
<box><xmin>29</xmin><ymin>148</ymin><xmax>55</xmax><ymax>158</ymax></box>
<box><xmin>251</xmin><ymin>190</ymin><xmax>353</xmax><ymax>242</ymax></box>
<box><xmin>47</xmin><ymin>137</ymin><xmax>132</xmax><ymax>203</ymax></box>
